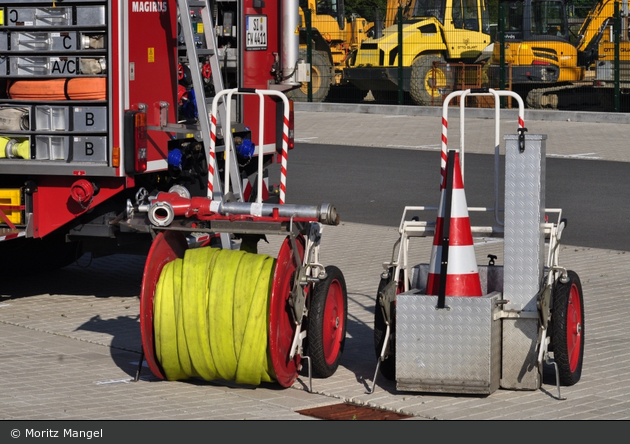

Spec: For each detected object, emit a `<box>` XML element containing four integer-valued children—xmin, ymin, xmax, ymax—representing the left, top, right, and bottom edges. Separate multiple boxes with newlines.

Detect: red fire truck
<box><xmin>0</xmin><ymin>0</ymin><xmax>304</xmax><ymax>273</ymax></box>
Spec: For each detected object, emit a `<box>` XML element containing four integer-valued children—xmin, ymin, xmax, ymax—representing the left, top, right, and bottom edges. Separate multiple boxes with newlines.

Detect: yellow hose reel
<box><xmin>140</xmin><ymin>230</ymin><xmax>347</xmax><ymax>388</ymax></box>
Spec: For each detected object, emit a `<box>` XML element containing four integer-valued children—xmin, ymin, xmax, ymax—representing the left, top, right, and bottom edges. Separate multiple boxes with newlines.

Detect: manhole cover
<box><xmin>297</xmin><ymin>403</ymin><xmax>412</xmax><ymax>420</ymax></box>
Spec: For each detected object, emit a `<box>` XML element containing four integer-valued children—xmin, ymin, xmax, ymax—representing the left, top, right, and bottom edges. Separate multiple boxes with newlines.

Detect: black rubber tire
<box><xmin>551</xmin><ymin>270</ymin><xmax>585</xmax><ymax>386</ymax></box>
<box><xmin>286</xmin><ymin>49</ymin><xmax>332</xmax><ymax>103</ymax></box>
<box><xmin>373</xmin><ymin>270</ymin><xmax>396</xmax><ymax>381</ymax></box>
<box><xmin>307</xmin><ymin>265</ymin><xmax>348</xmax><ymax>378</ymax></box>
<box><xmin>410</xmin><ymin>54</ymin><xmax>448</xmax><ymax>106</ymax></box>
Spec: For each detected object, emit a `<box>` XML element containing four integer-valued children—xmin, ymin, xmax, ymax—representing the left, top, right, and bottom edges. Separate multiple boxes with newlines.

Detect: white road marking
<box><xmin>386</xmin><ymin>144</ymin><xmax>441</xmax><ymax>150</ymax></box>
<box><xmin>548</xmin><ymin>153</ymin><xmax>601</xmax><ymax>160</ymax></box>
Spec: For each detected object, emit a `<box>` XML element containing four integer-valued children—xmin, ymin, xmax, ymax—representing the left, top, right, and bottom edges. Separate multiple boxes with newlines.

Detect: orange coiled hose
<box><xmin>7</xmin><ymin>78</ymin><xmax>106</xmax><ymax>101</ymax></box>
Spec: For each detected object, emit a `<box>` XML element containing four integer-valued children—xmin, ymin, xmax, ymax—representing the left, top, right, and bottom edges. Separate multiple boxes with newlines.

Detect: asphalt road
<box><xmin>279</xmin><ymin>142</ymin><xmax>630</xmax><ymax>252</ymax></box>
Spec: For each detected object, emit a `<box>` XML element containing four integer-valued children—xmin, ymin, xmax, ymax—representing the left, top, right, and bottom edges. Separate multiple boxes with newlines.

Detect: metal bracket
<box><xmin>518</xmin><ymin>127</ymin><xmax>528</xmax><ymax>153</ymax></box>
<box><xmin>366</xmin><ymin>323</ymin><xmax>390</xmax><ymax>395</ymax></box>
<box><xmin>304</xmin><ymin>222</ymin><xmax>326</xmax><ymax>281</ymax></box>
<box><xmin>301</xmin><ymin>355</ymin><xmax>313</xmax><ymax>393</ymax></box>
<box><xmin>367</xmin><ymin>280</ymin><xmax>397</xmax><ymax>394</ymax></box>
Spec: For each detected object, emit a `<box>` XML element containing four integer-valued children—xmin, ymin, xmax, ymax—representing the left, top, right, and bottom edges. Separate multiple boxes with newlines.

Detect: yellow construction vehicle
<box><xmin>487</xmin><ymin>0</ymin><xmax>629</xmax><ymax>109</ymax></box>
<box><xmin>590</xmin><ymin>0</ymin><xmax>630</xmax><ymax>110</ymax></box>
<box><xmin>287</xmin><ymin>0</ymin><xmax>373</xmax><ymax>102</ymax></box>
<box><xmin>343</xmin><ymin>0</ymin><xmax>493</xmax><ymax>106</ymax></box>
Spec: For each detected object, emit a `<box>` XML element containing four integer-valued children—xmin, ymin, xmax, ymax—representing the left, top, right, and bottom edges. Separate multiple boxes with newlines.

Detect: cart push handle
<box><xmin>208</xmin><ymin>88</ymin><xmax>291</xmax><ymax>204</ymax></box>
<box><xmin>441</xmin><ymin>88</ymin><xmax>526</xmax><ymax>226</ymax></box>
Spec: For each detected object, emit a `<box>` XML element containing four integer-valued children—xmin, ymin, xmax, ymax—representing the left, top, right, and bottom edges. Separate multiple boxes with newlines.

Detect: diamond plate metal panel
<box><xmin>503</xmin><ymin>134</ymin><xmax>546</xmax><ymax>310</ymax></box>
<box><xmin>501</xmin><ymin>318</ymin><xmax>540</xmax><ymax>390</ymax></box>
<box><xmin>396</xmin><ymin>292</ymin><xmax>501</xmax><ymax>394</ymax></box>
<box><xmin>501</xmin><ymin>134</ymin><xmax>546</xmax><ymax>389</ymax></box>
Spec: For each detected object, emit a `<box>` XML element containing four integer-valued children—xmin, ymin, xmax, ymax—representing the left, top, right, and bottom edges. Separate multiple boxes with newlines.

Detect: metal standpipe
<box><xmin>389</xmin><ymin>89</ymin><xmax>550</xmax><ymax>395</ymax></box>
<box><xmin>216</xmin><ymin>201</ymin><xmax>339</xmax><ymax>226</ymax></box>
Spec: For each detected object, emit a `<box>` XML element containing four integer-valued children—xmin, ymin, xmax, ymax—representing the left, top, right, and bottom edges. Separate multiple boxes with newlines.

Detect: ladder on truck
<box><xmin>177</xmin><ymin>0</ymin><xmax>243</xmax><ymax>248</ymax></box>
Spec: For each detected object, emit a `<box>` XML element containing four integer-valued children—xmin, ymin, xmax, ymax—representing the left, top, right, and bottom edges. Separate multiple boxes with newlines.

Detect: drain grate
<box><xmin>297</xmin><ymin>403</ymin><xmax>412</xmax><ymax>420</ymax></box>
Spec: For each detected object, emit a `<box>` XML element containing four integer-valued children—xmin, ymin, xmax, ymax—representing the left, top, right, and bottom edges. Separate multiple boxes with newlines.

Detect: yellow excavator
<box><xmin>342</xmin><ymin>0</ymin><xmax>493</xmax><ymax>106</ymax></box>
<box><xmin>487</xmin><ymin>0</ymin><xmax>628</xmax><ymax>109</ymax></box>
<box><xmin>590</xmin><ymin>0</ymin><xmax>630</xmax><ymax>110</ymax></box>
<box><xmin>287</xmin><ymin>0</ymin><xmax>373</xmax><ymax>102</ymax></box>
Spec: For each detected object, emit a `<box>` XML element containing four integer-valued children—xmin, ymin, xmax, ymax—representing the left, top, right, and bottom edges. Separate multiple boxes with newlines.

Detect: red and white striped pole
<box><xmin>279</xmin><ymin>111</ymin><xmax>289</xmax><ymax>205</ymax></box>
<box><xmin>440</xmin><ymin>115</ymin><xmax>449</xmax><ymax>189</ymax></box>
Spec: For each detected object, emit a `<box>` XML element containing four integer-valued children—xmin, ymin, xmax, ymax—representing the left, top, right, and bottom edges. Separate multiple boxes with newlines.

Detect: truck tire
<box><xmin>410</xmin><ymin>55</ymin><xmax>448</xmax><ymax>106</ymax></box>
<box><xmin>287</xmin><ymin>49</ymin><xmax>332</xmax><ymax>102</ymax></box>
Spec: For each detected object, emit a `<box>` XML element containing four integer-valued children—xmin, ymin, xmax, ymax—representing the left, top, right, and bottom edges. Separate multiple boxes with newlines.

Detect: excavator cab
<box><xmin>488</xmin><ymin>0</ymin><xmax>580</xmax><ymax>97</ymax></box>
<box><xmin>499</xmin><ymin>0</ymin><xmax>570</xmax><ymax>42</ymax></box>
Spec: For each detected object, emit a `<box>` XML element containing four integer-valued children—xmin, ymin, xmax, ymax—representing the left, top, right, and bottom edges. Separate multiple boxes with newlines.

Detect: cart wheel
<box><xmin>307</xmin><ymin>266</ymin><xmax>348</xmax><ymax>378</ymax></box>
<box><xmin>140</xmin><ymin>231</ymin><xmax>188</xmax><ymax>380</ymax></box>
<box><xmin>551</xmin><ymin>270</ymin><xmax>585</xmax><ymax>386</ymax></box>
<box><xmin>269</xmin><ymin>235</ymin><xmax>305</xmax><ymax>387</ymax></box>
<box><xmin>373</xmin><ymin>268</ymin><xmax>402</xmax><ymax>381</ymax></box>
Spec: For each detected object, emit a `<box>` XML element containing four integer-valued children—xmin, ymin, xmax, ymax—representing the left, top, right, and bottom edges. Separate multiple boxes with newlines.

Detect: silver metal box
<box><xmin>75</xmin><ymin>6</ymin><xmax>106</xmax><ymax>26</ymax></box>
<box><xmin>9</xmin><ymin>56</ymin><xmax>81</xmax><ymax>76</ymax></box>
<box><xmin>5</xmin><ymin>7</ymin><xmax>74</xmax><ymax>27</ymax></box>
<box><xmin>73</xmin><ymin>106</ymin><xmax>107</xmax><ymax>132</ymax></box>
<box><xmin>10</xmin><ymin>31</ymin><xmax>79</xmax><ymax>52</ymax></box>
<box><xmin>72</xmin><ymin>136</ymin><xmax>107</xmax><ymax>163</ymax></box>
<box><xmin>396</xmin><ymin>290</ymin><xmax>502</xmax><ymax>395</ymax></box>
<box><xmin>36</xmin><ymin>135</ymin><xmax>69</xmax><ymax>161</ymax></box>
<box><xmin>35</xmin><ymin>106</ymin><xmax>70</xmax><ymax>131</ymax></box>
<box><xmin>3</xmin><ymin>6</ymin><xmax>105</xmax><ymax>27</ymax></box>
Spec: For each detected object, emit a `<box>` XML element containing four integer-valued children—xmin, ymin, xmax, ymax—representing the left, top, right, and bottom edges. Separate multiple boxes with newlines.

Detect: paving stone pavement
<box><xmin>1</xmin><ymin>104</ymin><xmax>629</xmax><ymax>422</ymax></box>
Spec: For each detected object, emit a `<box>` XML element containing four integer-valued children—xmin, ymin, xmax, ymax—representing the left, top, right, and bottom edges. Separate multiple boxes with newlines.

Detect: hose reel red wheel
<box><xmin>307</xmin><ymin>265</ymin><xmax>348</xmax><ymax>378</ymax></box>
<box><xmin>269</xmin><ymin>235</ymin><xmax>306</xmax><ymax>387</ymax></box>
<box><xmin>551</xmin><ymin>270</ymin><xmax>585</xmax><ymax>386</ymax></box>
<box><xmin>140</xmin><ymin>230</ymin><xmax>188</xmax><ymax>380</ymax></box>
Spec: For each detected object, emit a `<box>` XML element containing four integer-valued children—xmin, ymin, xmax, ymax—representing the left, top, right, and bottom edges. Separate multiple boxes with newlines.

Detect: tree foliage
<box><xmin>343</xmin><ymin>0</ymin><xmax>388</xmax><ymax>22</ymax></box>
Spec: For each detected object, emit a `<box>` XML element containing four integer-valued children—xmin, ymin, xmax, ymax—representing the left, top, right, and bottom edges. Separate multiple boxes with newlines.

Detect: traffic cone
<box><xmin>426</xmin><ymin>151</ymin><xmax>482</xmax><ymax>297</ymax></box>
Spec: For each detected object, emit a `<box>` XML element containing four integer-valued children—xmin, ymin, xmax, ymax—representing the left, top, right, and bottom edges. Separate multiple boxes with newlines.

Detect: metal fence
<box><xmin>293</xmin><ymin>1</ymin><xmax>630</xmax><ymax>112</ymax></box>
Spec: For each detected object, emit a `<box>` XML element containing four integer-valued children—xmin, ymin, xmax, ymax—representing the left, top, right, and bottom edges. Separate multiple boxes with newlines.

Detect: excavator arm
<box><xmin>575</xmin><ymin>0</ymin><xmax>629</xmax><ymax>67</ymax></box>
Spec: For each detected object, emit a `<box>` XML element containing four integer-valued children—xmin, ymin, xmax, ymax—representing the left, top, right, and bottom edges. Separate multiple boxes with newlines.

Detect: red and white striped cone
<box><xmin>242</xmin><ymin>176</ymin><xmax>269</xmax><ymax>202</ymax></box>
<box><xmin>426</xmin><ymin>151</ymin><xmax>482</xmax><ymax>297</ymax></box>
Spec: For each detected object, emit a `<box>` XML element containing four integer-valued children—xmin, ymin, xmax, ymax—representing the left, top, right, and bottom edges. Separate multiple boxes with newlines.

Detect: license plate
<box><xmin>245</xmin><ymin>15</ymin><xmax>267</xmax><ymax>51</ymax></box>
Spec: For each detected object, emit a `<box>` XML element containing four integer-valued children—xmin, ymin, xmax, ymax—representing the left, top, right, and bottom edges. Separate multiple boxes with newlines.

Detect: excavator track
<box><xmin>526</xmin><ymin>83</ymin><xmax>598</xmax><ymax>110</ymax></box>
